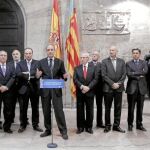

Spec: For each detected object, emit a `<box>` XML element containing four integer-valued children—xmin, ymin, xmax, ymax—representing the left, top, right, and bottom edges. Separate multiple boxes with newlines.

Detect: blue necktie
<box><xmin>1</xmin><ymin>65</ymin><xmax>6</xmax><ymax>76</ymax></box>
<box><xmin>135</xmin><ymin>60</ymin><xmax>139</xmax><ymax>66</ymax></box>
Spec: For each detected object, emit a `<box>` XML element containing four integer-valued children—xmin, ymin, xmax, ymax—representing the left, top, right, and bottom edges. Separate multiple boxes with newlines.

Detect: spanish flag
<box><xmin>50</xmin><ymin>0</ymin><xmax>61</xmax><ymax>58</ymax></box>
<box><xmin>66</xmin><ymin>0</ymin><xmax>80</xmax><ymax>99</ymax></box>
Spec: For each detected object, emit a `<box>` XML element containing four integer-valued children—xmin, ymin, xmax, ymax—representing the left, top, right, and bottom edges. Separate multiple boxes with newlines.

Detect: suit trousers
<box><xmin>127</xmin><ymin>88</ymin><xmax>145</xmax><ymax>127</ymax></box>
<box><xmin>11</xmin><ymin>88</ymin><xmax>19</xmax><ymax>122</ymax></box>
<box><xmin>19</xmin><ymin>86</ymin><xmax>39</xmax><ymax>128</ymax></box>
<box><xmin>77</xmin><ymin>94</ymin><xmax>94</xmax><ymax>129</ymax></box>
<box><xmin>104</xmin><ymin>92</ymin><xmax>122</xmax><ymax>127</ymax></box>
<box><xmin>0</xmin><ymin>91</ymin><xmax>12</xmax><ymax>130</ymax></box>
<box><xmin>41</xmin><ymin>90</ymin><xmax>67</xmax><ymax>134</ymax></box>
<box><xmin>95</xmin><ymin>91</ymin><xmax>104</xmax><ymax>126</ymax></box>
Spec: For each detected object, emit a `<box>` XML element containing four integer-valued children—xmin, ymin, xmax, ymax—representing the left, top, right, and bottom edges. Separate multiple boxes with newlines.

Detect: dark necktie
<box><xmin>83</xmin><ymin>65</ymin><xmax>87</xmax><ymax>79</ymax></box>
<box><xmin>49</xmin><ymin>59</ymin><xmax>53</xmax><ymax>69</ymax></box>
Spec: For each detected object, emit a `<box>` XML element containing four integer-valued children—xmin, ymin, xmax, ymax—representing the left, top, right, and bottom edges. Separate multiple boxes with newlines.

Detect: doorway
<box><xmin>0</xmin><ymin>0</ymin><xmax>24</xmax><ymax>61</ymax></box>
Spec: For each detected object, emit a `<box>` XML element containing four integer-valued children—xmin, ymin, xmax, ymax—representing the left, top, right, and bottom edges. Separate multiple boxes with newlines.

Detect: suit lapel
<box><xmin>108</xmin><ymin>58</ymin><xmax>116</xmax><ymax>73</ymax></box>
<box><xmin>23</xmin><ymin>60</ymin><xmax>29</xmax><ymax>71</ymax></box>
<box><xmin>5</xmin><ymin>64</ymin><xmax>9</xmax><ymax>77</ymax></box>
<box><xmin>44</xmin><ymin>58</ymin><xmax>52</xmax><ymax>76</ymax></box>
<box><xmin>30</xmin><ymin>60</ymin><xmax>36</xmax><ymax>71</ymax></box>
<box><xmin>0</xmin><ymin>66</ymin><xmax>4</xmax><ymax>76</ymax></box>
<box><xmin>115</xmin><ymin>59</ymin><xmax>120</xmax><ymax>73</ymax></box>
<box><xmin>53</xmin><ymin>58</ymin><xmax>58</xmax><ymax>76</ymax></box>
<box><xmin>79</xmin><ymin>65</ymin><xmax>84</xmax><ymax>79</ymax></box>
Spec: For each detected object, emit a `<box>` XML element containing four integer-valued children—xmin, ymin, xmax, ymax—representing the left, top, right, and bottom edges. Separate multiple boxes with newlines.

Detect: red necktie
<box><xmin>83</xmin><ymin>65</ymin><xmax>87</xmax><ymax>79</ymax></box>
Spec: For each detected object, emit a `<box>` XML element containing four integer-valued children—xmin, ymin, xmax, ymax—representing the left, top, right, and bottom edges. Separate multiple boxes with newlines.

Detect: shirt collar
<box><xmin>47</xmin><ymin>57</ymin><xmax>54</xmax><ymax>61</ymax></box>
<box><xmin>134</xmin><ymin>59</ymin><xmax>139</xmax><ymax>62</ymax></box>
<box><xmin>0</xmin><ymin>63</ymin><xmax>6</xmax><ymax>66</ymax></box>
<box><xmin>83</xmin><ymin>63</ymin><xmax>88</xmax><ymax>67</ymax></box>
<box><xmin>26</xmin><ymin>59</ymin><xmax>32</xmax><ymax>63</ymax></box>
<box><xmin>14</xmin><ymin>60</ymin><xmax>20</xmax><ymax>63</ymax></box>
<box><xmin>110</xmin><ymin>57</ymin><xmax>117</xmax><ymax>60</ymax></box>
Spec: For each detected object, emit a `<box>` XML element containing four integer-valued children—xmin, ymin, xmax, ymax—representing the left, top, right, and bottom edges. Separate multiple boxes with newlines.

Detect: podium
<box><xmin>40</xmin><ymin>79</ymin><xmax>65</xmax><ymax>148</ymax></box>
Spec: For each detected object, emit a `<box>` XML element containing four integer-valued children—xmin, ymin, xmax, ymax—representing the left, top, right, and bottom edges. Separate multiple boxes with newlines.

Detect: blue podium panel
<box><xmin>40</xmin><ymin>79</ymin><xmax>65</xmax><ymax>89</ymax></box>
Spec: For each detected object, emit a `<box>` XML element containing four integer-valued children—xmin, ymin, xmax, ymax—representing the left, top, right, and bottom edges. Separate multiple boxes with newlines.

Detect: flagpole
<box><xmin>47</xmin><ymin>0</ymin><xmax>58</xmax><ymax>148</ymax></box>
<box><xmin>47</xmin><ymin>64</ymin><xmax>57</xmax><ymax>149</ymax></box>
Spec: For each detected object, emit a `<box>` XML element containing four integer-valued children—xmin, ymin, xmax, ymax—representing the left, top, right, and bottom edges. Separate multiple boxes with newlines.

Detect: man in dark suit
<box><xmin>36</xmin><ymin>44</ymin><xmax>68</xmax><ymax>140</ymax></box>
<box><xmin>91</xmin><ymin>51</ymin><xmax>104</xmax><ymax>128</ymax></box>
<box><xmin>101</xmin><ymin>46</ymin><xmax>126</xmax><ymax>133</ymax></box>
<box><xmin>8</xmin><ymin>49</ymin><xmax>21</xmax><ymax>123</ymax></box>
<box><xmin>16</xmin><ymin>48</ymin><xmax>43</xmax><ymax>133</ymax></box>
<box><xmin>144</xmin><ymin>52</ymin><xmax>150</xmax><ymax>97</ymax></box>
<box><xmin>73</xmin><ymin>52</ymin><xmax>98</xmax><ymax>134</ymax></box>
<box><xmin>126</xmin><ymin>48</ymin><xmax>148</xmax><ymax>131</ymax></box>
<box><xmin>0</xmin><ymin>50</ymin><xmax>15</xmax><ymax>133</ymax></box>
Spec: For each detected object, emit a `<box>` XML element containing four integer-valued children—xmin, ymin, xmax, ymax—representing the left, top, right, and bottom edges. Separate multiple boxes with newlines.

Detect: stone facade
<box><xmin>15</xmin><ymin>0</ymin><xmax>150</xmax><ymax>106</ymax></box>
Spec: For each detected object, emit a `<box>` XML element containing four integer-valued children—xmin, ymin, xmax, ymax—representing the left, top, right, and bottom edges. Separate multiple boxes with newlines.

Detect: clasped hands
<box><xmin>0</xmin><ymin>86</ymin><xmax>8</xmax><ymax>93</ymax></box>
<box><xmin>112</xmin><ymin>83</ymin><xmax>120</xmax><ymax>89</ymax></box>
<box><xmin>80</xmin><ymin>85</ymin><xmax>90</xmax><ymax>94</ymax></box>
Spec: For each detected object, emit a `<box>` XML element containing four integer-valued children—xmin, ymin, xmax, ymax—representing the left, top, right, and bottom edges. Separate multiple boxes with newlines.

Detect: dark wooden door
<box><xmin>0</xmin><ymin>0</ymin><xmax>24</xmax><ymax>61</ymax></box>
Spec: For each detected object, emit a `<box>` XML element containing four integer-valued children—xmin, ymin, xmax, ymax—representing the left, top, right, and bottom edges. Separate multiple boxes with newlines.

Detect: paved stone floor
<box><xmin>0</xmin><ymin>100</ymin><xmax>150</xmax><ymax>150</ymax></box>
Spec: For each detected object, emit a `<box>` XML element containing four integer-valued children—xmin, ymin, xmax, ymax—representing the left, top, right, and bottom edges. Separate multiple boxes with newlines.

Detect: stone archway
<box><xmin>0</xmin><ymin>0</ymin><xmax>24</xmax><ymax>61</ymax></box>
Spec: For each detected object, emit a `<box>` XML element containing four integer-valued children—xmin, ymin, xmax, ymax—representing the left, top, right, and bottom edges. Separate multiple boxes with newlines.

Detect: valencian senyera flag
<box><xmin>49</xmin><ymin>0</ymin><xmax>61</xmax><ymax>58</ymax></box>
<box><xmin>65</xmin><ymin>0</ymin><xmax>80</xmax><ymax>99</ymax></box>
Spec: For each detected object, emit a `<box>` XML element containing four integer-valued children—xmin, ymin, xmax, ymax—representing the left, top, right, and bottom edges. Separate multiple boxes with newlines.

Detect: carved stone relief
<box><xmin>82</xmin><ymin>10</ymin><xmax>131</xmax><ymax>35</ymax></box>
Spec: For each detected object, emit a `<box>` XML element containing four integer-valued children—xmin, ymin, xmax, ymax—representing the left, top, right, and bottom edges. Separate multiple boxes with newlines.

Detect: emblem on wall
<box><xmin>82</xmin><ymin>10</ymin><xmax>130</xmax><ymax>35</ymax></box>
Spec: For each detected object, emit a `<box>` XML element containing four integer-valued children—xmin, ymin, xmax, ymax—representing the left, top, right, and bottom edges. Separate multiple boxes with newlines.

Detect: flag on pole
<box><xmin>49</xmin><ymin>0</ymin><xmax>61</xmax><ymax>58</ymax></box>
<box><xmin>66</xmin><ymin>0</ymin><xmax>80</xmax><ymax>98</ymax></box>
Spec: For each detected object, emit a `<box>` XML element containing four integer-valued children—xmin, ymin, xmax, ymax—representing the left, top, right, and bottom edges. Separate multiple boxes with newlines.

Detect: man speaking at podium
<box><xmin>36</xmin><ymin>44</ymin><xmax>68</xmax><ymax>140</ymax></box>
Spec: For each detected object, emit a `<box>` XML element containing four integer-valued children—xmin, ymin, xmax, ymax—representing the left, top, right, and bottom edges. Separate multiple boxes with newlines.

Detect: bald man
<box><xmin>101</xmin><ymin>46</ymin><xmax>126</xmax><ymax>133</ymax></box>
<box><xmin>37</xmin><ymin>44</ymin><xmax>68</xmax><ymax>140</ymax></box>
<box><xmin>73</xmin><ymin>51</ymin><xmax>98</xmax><ymax>134</ymax></box>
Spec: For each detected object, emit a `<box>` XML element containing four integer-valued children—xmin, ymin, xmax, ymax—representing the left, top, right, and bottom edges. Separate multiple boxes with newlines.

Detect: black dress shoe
<box><xmin>33</xmin><ymin>126</ymin><xmax>43</xmax><ymax>132</ymax></box>
<box><xmin>85</xmin><ymin>128</ymin><xmax>93</xmax><ymax>134</ymax></box>
<box><xmin>104</xmin><ymin>126</ymin><xmax>111</xmax><ymax>133</ymax></box>
<box><xmin>40</xmin><ymin>131</ymin><xmax>51</xmax><ymax>137</ymax></box>
<box><xmin>136</xmin><ymin>126</ymin><xmax>147</xmax><ymax>131</ymax></box>
<box><xmin>4</xmin><ymin>129</ymin><xmax>13</xmax><ymax>134</ymax></box>
<box><xmin>128</xmin><ymin>125</ymin><xmax>133</xmax><ymax>131</ymax></box>
<box><xmin>62</xmin><ymin>134</ymin><xmax>68</xmax><ymax>140</ymax></box>
<box><xmin>113</xmin><ymin>126</ymin><xmax>125</xmax><ymax>133</ymax></box>
<box><xmin>76</xmin><ymin>128</ymin><xmax>84</xmax><ymax>134</ymax></box>
<box><xmin>18</xmin><ymin>127</ymin><xmax>26</xmax><ymax>133</ymax></box>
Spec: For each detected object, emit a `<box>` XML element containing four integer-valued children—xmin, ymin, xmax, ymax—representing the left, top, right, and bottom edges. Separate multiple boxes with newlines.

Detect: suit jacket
<box><xmin>38</xmin><ymin>57</ymin><xmax>67</xmax><ymax>98</ymax></box>
<box><xmin>8</xmin><ymin>61</ymin><xmax>19</xmax><ymax>89</ymax></box>
<box><xmin>101</xmin><ymin>57</ymin><xmax>126</xmax><ymax>93</ymax></box>
<box><xmin>126</xmin><ymin>59</ymin><xmax>148</xmax><ymax>95</ymax></box>
<box><xmin>16</xmin><ymin>59</ymin><xmax>39</xmax><ymax>95</ymax></box>
<box><xmin>73</xmin><ymin>62</ymin><xmax>98</xmax><ymax>97</ymax></box>
<box><xmin>0</xmin><ymin>63</ymin><xmax>15</xmax><ymax>90</ymax></box>
<box><xmin>91</xmin><ymin>61</ymin><xmax>103</xmax><ymax>93</ymax></box>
